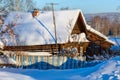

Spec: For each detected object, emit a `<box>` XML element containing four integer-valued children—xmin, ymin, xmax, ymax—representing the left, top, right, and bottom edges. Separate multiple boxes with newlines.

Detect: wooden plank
<box><xmin>3</xmin><ymin>44</ymin><xmax>60</xmax><ymax>51</ymax></box>
<box><xmin>86</xmin><ymin>30</ymin><xmax>105</xmax><ymax>41</ymax></box>
<box><xmin>3</xmin><ymin>42</ymin><xmax>89</xmax><ymax>56</ymax></box>
<box><xmin>0</xmin><ymin>64</ymin><xmax>16</xmax><ymax>67</ymax></box>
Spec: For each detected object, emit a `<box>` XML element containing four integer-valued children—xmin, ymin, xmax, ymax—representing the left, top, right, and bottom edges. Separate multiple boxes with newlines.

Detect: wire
<box><xmin>34</xmin><ymin>17</ymin><xmax>56</xmax><ymax>43</ymax></box>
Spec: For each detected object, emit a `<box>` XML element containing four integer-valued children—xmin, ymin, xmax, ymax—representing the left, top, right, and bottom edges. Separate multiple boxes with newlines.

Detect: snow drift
<box><xmin>0</xmin><ymin>56</ymin><xmax>120</xmax><ymax>80</ymax></box>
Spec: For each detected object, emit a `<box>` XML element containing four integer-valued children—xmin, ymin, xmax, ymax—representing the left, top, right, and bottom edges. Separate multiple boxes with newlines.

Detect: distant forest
<box><xmin>85</xmin><ymin>13</ymin><xmax>120</xmax><ymax>37</ymax></box>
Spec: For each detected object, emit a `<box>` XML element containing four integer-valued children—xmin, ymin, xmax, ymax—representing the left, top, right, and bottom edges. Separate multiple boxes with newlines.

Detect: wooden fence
<box><xmin>9</xmin><ymin>52</ymin><xmax>86</xmax><ymax>69</ymax></box>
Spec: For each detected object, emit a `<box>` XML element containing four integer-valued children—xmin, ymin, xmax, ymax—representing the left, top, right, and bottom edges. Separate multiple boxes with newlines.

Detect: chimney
<box><xmin>33</xmin><ymin>9</ymin><xmax>39</xmax><ymax>17</ymax></box>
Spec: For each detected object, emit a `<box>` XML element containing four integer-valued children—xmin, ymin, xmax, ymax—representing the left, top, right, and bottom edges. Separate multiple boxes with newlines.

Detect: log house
<box><xmin>0</xmin><ymin>9</ymin><xmax>115</xmax><ymax>61</ymax></box>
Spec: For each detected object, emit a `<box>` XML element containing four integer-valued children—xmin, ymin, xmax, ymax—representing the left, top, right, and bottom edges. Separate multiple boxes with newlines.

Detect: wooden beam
<box><xmin>86</xmin><ymin>31</ymin><xmax>105</xmax><ymax>41</ymax></box>
<box><xmin>3</xmin><ymin>42</ymin><xmax>89</xmax><ymax>55</ymax></box>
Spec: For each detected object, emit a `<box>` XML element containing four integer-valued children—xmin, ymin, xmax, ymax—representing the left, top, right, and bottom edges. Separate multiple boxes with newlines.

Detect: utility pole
<box><xmin>47</xmin><ymin>3</ymin><xmax>58</xmax><ymax>44</ymax></box>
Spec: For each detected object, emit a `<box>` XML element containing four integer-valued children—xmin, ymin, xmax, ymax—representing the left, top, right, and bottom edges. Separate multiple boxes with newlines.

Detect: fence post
<box><xmin>41</xmin><ymin>56</ymin><xmax>43</xmax><ymax>69</ymax></box>
<box><xmin>57</xmin><ymin>56</ymin><xmax>60</xmax><ymax>69</ymax></box>
<box><xmin>72</xmin><ymin>57</ymin><xmax>74</xmax><ymax>69</ymax></box>
<box><xmin>47</xmin><ymin>56</ymin><xmax>49</xmax><ymax>69</ymax></box>
<box><xmin>52</xmin><ymin>55</ymin><xmax>54</xmax><ymax>68</ymax></box>
<box><xmin>26</xmin><ymin>55</ymin><xmax>28</xmax><ymax>66</ymax></box>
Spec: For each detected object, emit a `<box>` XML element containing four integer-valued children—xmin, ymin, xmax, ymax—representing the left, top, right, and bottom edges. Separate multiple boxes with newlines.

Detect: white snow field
<box><xmin>0</xmin><ymin>56</ymin><xmax>120</xmax><ymax>80</ymax></box>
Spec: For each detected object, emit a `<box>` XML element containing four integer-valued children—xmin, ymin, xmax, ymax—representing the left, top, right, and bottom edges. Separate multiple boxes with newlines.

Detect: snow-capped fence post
<box><xmin>67</xmin><ymin>57</ymin><xmax>70</xmax><ymax>69</ymax></box>
<box><xmin>75</xmin><ymin>57</ymin><xmax>77</xmax><ymax>68</ymax></box>
<box><xmin>18</xmin><ymin>55</ymin><xmax>22</xmax><ymax>68</ymax></box>
<box><xmin>16</xmin><ymin>55</ymin><xmax>19</xmax><ymax>67</ymax></box>
<box><xmin>19</xmin><ymin>55</ymin><xmax>21</xmax><ymax>67</ymax></box>
<box><xmin>60</xmin><ymin>56</ymin><xmax>64</xmax><ymax>69</ymax></box>
<box><xmin>29</xmin><ymin>56</ymin><xmax>32</xmax><ymax>65</ymax></box>
<box><xmin>44</xmin><ymin>56</ymin><xmax>47</xmax><ymax>69</ymax></box>
<box><xmin>41</xmin><ymin>56</ymin><xmax>44</xmax><ymax>69</ymax></box>
<box><xmin>72</xmin><ymin>57</ymin><xmax>74</xmax><ymax>69</ymax></box>
<box><xmin>37</xmin><ymin>56</ymin><xmax>40</xmax><ymax>69</ymax></box>
<box><xmin>21</xmin><ymin>55</ymin><xmax>23</xmax><ymax>67</ymax></box>
<box><xmin>62</xmin><ymin>56</ymin><xmax>65</xmax><ymax>69</ymax></box>
<box><xmin>35</xmin><ymin>56</ymin><xmax>38</xmax><ymax>64</ymax></box>
<box><xmin>11</xmin><ymin>53</ymin><xmax>16</xmax><ymax>61</ymax></box>
<box><xmin>32</xmin><ymin>56</ymin><xmax>35</xmax><ymax>64</ymax></box>
<box><xmin>39</xmin><ymin>56</ymin><xmax>41</xmax><ymax>69</ymax></box>
<box><xmin>57</xmin><ymin>55</ymin><xmax>60</xmax><ymax>66</ymax></box>
<box><xmin>47</xmin><ymin>56</ymin><xmax>49</xmax><ymax>69</ymax></box>
<box><xmin>52</xmin><ymin>55</ymin><xmax>55</xmax><ymax>68</ymax></box>
<box><xmin>26</xmin><ymin>55</ymin><xmax>29</xmax><ymax>66</ymax></box>
<box><xmin>16</xmin><ymin>55</ymin><xmax>18</xmax><ymax>66</ymax></box>
<box><xmin>77</xmin><ymin>57</ymin><xmax>79</xmax><ymax>68</ymax></box>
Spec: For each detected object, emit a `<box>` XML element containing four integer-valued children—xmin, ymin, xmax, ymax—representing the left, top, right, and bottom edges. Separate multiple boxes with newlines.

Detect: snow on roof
<box><xmin>1</xmin><ymin>9</ymin><xmax>114</xmax><ymax>46</ymax></box>
<box><xmin>106</xmin><ymin>39</ymin><xmax>115</xmax><ymax>45</ymax></box>
<box><xmin>86</xmin><ymin>25</ymin><xmax>107</xmax><ymax>39</ymax></box>
<box><xmin>2</xmin><ymin>10</ymin><xmax>82</xmax><ymax>45</ymax></box>
<box><xmin>86</xmin><ymin>25</ymin><xmax>115</xmax><ymax>45</ymax></box>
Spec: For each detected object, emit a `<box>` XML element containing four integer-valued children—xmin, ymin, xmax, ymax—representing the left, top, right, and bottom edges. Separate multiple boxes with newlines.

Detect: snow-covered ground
<box><xmin>110</xmin><ymin>37</ymin><xmax>120</xmax><ymax>50</ymax></box>
<box><xmin>0</xmin><ymin>53</ymin><xmax>16</xmax><ymax>65</ymax></box>
<box><xmin>0</xmin><ymin>56</ymin><xmax>120</xmax><ymax>80</ymax></box>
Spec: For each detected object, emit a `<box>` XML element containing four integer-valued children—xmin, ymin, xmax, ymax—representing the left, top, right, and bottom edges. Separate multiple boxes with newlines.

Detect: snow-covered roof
<box><xmin>1</xmin><ymin>9</ymin><xmax>114</xmax><ymax>46</ymax></box>
<box><xmin>86</xmin><ymin>25</ymin><xmax>108</xmax><ymax>39</ymax></box>
<box><xmin>2</xmin><ymin>10</ymin><xmax>83</xmax><ymax>45</ymax></box>
<box><xmin>86</xmin><ymin>25</ymin><xmax>115</xmax><ymax>45</ymax></box>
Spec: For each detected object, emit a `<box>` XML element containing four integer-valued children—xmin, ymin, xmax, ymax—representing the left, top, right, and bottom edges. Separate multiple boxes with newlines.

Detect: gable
<box><xmin>71</xmin><ymin>13</ymin><xmax>86</xmax><ymax>34</ymax></box>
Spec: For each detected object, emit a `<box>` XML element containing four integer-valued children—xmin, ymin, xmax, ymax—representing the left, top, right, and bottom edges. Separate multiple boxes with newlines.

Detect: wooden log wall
<box><xmin>86</xmin><ymin>30</ymin><xmax>113</xmax><ymax>49</ymax></box>
<box><xmin>3</xmin><ymin>42</ymin><xmax>89</xmax><ymax>56</ymax></box>
<box><xmin>1</xmin><ymin>42</ymin><xmax>89</xmax><ymax>68</ymax></box>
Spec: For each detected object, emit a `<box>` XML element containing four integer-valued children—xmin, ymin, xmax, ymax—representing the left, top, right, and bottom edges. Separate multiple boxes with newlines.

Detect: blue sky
<box><xmin>35</xmin><ymin>0</ymin><xmax>120</xmax><ymax>13</ymax></box>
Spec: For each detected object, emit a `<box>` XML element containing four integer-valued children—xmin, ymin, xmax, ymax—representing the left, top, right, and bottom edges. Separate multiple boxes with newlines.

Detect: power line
<box><xmin>47</xmin><ymin>3</ymin><xmax>58</xmax><ymax>44</ymax></box>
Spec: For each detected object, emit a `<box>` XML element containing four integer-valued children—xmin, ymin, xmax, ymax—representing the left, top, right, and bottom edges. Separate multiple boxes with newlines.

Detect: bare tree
<box><xmin>17</xmin><ymin>0</ymin><xmax>35</xmax><ymax>12</ymax></box>
<box><xmin>0</xmin><ymin>22</ymin><xmax>17</xmax><ymax>45</ymax></box>
<box><xmin>0</xmin><ymin>0</ymin><xmax>36</xmax><ymax>14</ymax></box>
<box><xmin>89</xmin><ymin>13</ymin><xmax>120</xmax><ymax>37</ymax></box>
<box><xmin>101</xmin><ymin>17</ymin><xmax>110</xmax><ymax>35</ymax></box>
<box><xmin>60</xmin><ymin>7</ymin><xmax>69</xmax><ymax>10</ymax></box>
<box><xmin>91</xmin><ymin>16</ymin><xmax>101</xmax><ymax>32</ymax></box>
<box><xmin>111</xmin><ymin>15</ymin><xmax>119</xmax><ymax>37</ymax></box>
<box><xmin>0</xmin><ymin>0</ymin><xmax>10</xmax><ymax>14</ymax></box>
